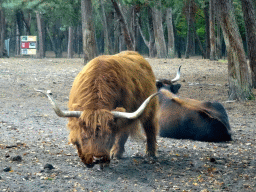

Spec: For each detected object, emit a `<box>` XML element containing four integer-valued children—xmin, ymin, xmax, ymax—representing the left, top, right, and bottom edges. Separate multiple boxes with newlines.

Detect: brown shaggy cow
<box><xmin>37</xmin><ymin>51</ymin><xmax>159</xmax><ymax>168</ymax></box>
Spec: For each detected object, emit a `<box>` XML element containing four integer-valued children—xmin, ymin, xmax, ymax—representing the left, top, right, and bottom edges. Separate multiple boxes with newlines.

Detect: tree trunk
<box><xmin>137</xmin><ymin>16</ymin><xmax>150</xmax><ymax>51</ymax></box>
<box><xmin>204</xmin><ymin>1</ymin><xmax>210</xmax><ymax>59</ymax></box>
<box><xmin>166</xmin><ymin>8</ymin><xmax>175</xmax><ymax>58</ymax></box>
<box><xmin>49</xmin><ymin>21</ymin><xmax>63</xmax><ymax>58</ymax></box>
<box><xmin>147</xmin><ymin>6</ymin><xmax>156</xmax><ymax>57</ymax></box>
<box><xmin>188</xmin><ymin>1</ymin><xmax>206</xmax><ymax>58</ymax></box>
<box><xmin>24</xmin><ymin>13</ymin><xmax>31</xmax><ymax>36</ymax></box>
<box><xmin>132</xmin><ymin>5</ymin><xmax>140</xmax><ymax>51</ymax></box>
<box><xmin>0</xmin><ymin>4</ymin><xmax>5</xmax><ymax>58</ymax></box>
<box><xmin>81</xmin><ymin>0</ymin><xmax>97</xmax><ymax>63</ymax></box>
<box><xmin>16</xmin><ymin>10</ymin><xmax>23</xmax><ymax>37</ymax></box>
<box><xmin>16</xmin><ymin>9</ymin><xmax>31</xmax><ymax>36</ymax></box>
<box><xmin>215</xmin><ymin>2</ymin><xmax>222</xmax><ymax>59</ymax></box>
<box><xmin>36</xmin><ymin>11</ymin><xmax>45</xmax><ymax>58</ymax></box>
<box><xmin>216</xmin><ymin>22</ymin><xmax>222</xmax><ymax>59</ymax></box>
<box><xmin>16</xmin><ymin>24</ymin><xmax>20</xmax><ymax>56</ymax></box>
<box><xmin>175</xmin><ymin>33</ymin><xmax>182</xmax><ymax>58</ymax></box>
<box><xmin>113</xmin><ymin>11</ymin><xmax>121</xmax><ymax>53</ymax></box>
<box><xmin>100</xmin><ymin>0</ymin><xmax>111</xmax><ymax>54</ymax></box>
<box><xmin>111</xmin><ymin>0</ymin><xmax>134</xmax><ymax>50</ymax></box>
<box><xmin>191</xmin><ymin>30</ymin><xmax>195</xmax><ymax>55</ymax></box>
<box><xmin>76</xmin><ymin>25</ymin><xmax>82</xmax><ymax>57</ymax></box>
<box><xmin>185</xmin><ymin>0</ymin><xmax>193</xmax><ymax>59</ymax></box>
<box><xmin>67</xmin><ymin>26</ymin><xmax>73</xmax><ymax>58</ymax></box>
<box><xmin>216</xmin><ymin>0</ymin><xmax>252</xmax><ymax>100</ymax></box>
<box><xmin>209</xmin><ymin>0</ymin><xmax>217</xmax><ymax>60</ymax></box>
<box><xmin>119</xmin><ymin>32</ymin><xmax>125</xmax><ymax>51</ymax></box>
<box><xmin>137</xmin><ymin>6</ymin><xmax>156</xmax><ymax>57</ymax></box>
<box><xmin>46</xmin><ymin>26</ymin><xmax>57</xmax><ymax>54</ymax></box>
<box><xmin>192</xmin><ymin>20</ymin><xmax>206</xmax><ymax>58</ymax></box>
<box><xmin>152</xmin><ymin>1</ymin><xmax>167</xmax><ymax>58</ymax></box>
<box><xmin>241</xmin><ymin>0</ymin><xmax>256</xmax><ymax>88</ymax></box>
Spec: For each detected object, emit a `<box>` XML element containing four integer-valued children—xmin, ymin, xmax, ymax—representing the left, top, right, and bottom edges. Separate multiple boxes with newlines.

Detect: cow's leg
<box><xmin>110</xmin><ymin>132</ymin><xmax>129</xmax><ymax>159</ymax></box>
<box><xmin>111</xmin><ymin>119</ymin><xmax>142</xmax><ymax>159</ymax></box>
<box><xmin>142</xmin><ymin>114</ymin><xmax>158</xmax><ymax>157</ymax></box>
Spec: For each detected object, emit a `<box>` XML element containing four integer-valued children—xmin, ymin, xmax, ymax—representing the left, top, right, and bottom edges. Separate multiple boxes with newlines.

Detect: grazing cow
<box><xmin>158</xmin><ymin>89</ymin><xmax>232</xmax><ymax>142</ymax></box>
<box><xmin>37</xmin><ymin>51</ymin><xmax>159</xmax><ymax>168</ymax></box>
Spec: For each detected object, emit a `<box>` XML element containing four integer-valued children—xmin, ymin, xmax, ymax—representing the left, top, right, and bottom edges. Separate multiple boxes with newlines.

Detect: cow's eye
<box><xmin>79</xmin><ymin>121</ymin><xmax>86</xmax><ymax>128</ymax></box>
<box><xmin>81</xmin><ymin>129</ymin><xmax>90</xmax><ymax>139</ymax></box>
<box><xmin>108</xmin><ymin>120</ymin><xmax>117</xmax><ymax>133</ymax></box>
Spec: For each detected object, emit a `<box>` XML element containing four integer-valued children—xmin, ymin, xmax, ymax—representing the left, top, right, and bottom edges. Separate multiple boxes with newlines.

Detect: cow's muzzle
<box><xmin>85</xmin><ymin>156</ymin><xmax>110</xmax><ymax>168</ymax></box>
<box><xmin>92</xmin><ymin>156</ymin><xmax>105</xmax><ymax>164</ymax></box>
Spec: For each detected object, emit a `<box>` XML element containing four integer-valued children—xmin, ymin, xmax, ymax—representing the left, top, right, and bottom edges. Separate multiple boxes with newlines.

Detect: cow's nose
<box><xmin>93</xmin><ymin>156</ymin><xmax>104</xmax><ymax>164</ymax></box>
<box><xmin>85</xmin><ymin>163</ymin><xmax>95</xmax><ymax>168</ymax></box>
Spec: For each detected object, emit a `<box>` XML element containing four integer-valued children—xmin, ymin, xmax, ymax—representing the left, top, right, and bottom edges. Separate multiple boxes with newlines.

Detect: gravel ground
<box><xmin>0</xmin><ymin>56</ymin><xmax>256</xmax><ymax>192</ymax></box>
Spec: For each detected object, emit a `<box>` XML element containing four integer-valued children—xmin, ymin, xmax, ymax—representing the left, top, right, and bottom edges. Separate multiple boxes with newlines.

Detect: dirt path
<box><xmin>0</xmin><ymin>57</ymin><xmax>256</xmax><ymax>191</ymax></box>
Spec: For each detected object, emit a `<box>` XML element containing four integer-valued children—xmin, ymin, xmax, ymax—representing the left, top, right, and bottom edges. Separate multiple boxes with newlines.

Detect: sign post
<box><xmin>20</xmin><ymin>36</ymin><xmax>37</xmax><ymax>55</ymax></box>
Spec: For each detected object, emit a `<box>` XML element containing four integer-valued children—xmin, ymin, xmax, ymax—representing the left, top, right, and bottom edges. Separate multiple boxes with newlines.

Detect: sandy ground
<box><xmin>0</xmin><ymin>56</ymin><xmax>256</xmax><ymax>192</ymax></box>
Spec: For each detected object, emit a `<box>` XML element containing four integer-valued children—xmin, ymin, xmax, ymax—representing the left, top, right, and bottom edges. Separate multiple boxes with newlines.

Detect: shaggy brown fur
<box><xmin>67</xmin><ymin>51</ymin><xmax>159</xmax><ymax>167</ymax></box>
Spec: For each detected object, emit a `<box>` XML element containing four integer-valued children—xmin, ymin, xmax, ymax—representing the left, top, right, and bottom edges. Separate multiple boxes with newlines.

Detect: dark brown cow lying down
<box><xmin>37</xmin><ymin>51</ymin><xmax>159</xmax><ymax>168</ymax></box>
<box><xmin>158</xmin><ymin>88</ymin><xmax>232</xmax><ymax>142</ymax></box>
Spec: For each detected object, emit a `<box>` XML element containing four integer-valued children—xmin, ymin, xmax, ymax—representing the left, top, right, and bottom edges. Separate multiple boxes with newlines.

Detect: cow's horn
<box><xmin>111</xmin><ymin>92</ymin><xmax>159</xmax><ymax>119</ymax></box>
<box><xmin>35</xmin><ymin>89</ymin><xmax>82</xmax><ymax>118</ymax></box>
<box><xmin>171</xmin><ymin>66</ymin><xmax>181</xmax><ymax>83</ymax></box>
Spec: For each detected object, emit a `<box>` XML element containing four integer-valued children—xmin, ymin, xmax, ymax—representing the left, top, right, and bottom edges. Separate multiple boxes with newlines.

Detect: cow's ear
<box><xmin>202</xmin><ymin>101</ymin><xmax>213</xmax><ymax>108</ymax></box>
<box><xmin>173</xmin><ymin>84</ymin><xmax>181</xmax><ymax>94</ymax></box>
<box><xmin>113</xmin><ymin>107</ymin><xmax>126</xmax><ymax>112</ymax></box>
<box><xmin>156</xmin><ymin>81</ymin><xmax>164</xmax><ymax>90</ymax></box>
<box><xmin>112</xmin><ymin>107</ymin><xmax>126</xmax><ymax>123</ymax></box>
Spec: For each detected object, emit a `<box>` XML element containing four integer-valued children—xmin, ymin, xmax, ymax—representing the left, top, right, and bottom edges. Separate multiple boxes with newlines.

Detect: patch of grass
<box><xmin>218</xmin><ymin>59</ymin><xmax>228</xmax><ymax>63</ymax></box>
<box><xmin>248</xmin><ymin>93</ymin><xmax>255</xmax><ymax>100</ymax></box>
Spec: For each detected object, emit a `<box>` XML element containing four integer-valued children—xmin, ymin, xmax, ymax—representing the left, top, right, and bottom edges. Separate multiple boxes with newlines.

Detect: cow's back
<box><xmin>68</xmin><ymin>51</ymin><xmax>157</xmax><ymax>115</ymax></box>
<box><xmin>159</xmin><ymin>103</ymin><xmax>232</xmax><ymax>142</ymax></box>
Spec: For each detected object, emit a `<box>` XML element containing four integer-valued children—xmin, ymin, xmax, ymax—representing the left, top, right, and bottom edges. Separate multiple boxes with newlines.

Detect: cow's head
<box><xmin>36</xmin><ymin>89</ymin><xmax>158</xmax><ymax>168</ymax></box>
<box><xmin>156</xmin><ymin>66</ymin><xmax>181</xmax><ymax>94</ymax></box>
<box><xmin>73</xmin><ymin>109</ymin><xmax>117</xmax><ymax>168</ymax></box>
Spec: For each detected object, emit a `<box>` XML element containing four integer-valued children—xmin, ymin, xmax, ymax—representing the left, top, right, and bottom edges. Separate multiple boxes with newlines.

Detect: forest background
<box><xmin>0</xmin><ymin>0</ymin><xmax>256</xmax><ymax>101</ymax></box>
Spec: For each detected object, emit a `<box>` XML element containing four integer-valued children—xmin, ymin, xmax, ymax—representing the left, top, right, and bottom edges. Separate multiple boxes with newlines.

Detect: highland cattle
<box><xmin>37</xmin><ymin>51</ymin><xmax>159</xmax><ymax>168</ymax></box>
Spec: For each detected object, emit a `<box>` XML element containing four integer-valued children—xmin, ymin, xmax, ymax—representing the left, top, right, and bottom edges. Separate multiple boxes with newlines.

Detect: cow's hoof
<box><xmin>144</xmin><ymin>155</ymin><xmax>157</xmax><ymax>164</ymax></box>
<box><xmin>98</xmin><ymin>162</ymin><xmax>110</xmax><ymax>171</ymax></box>
<box><xmin>110</xmin><ymin>151</ymin><xmax>123</xmax><ymax>160</ymax></box>
<box><xmin>145</xmin><ymin>151</ymin><xmax>157</xmax><ymax>158</ymax></box>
